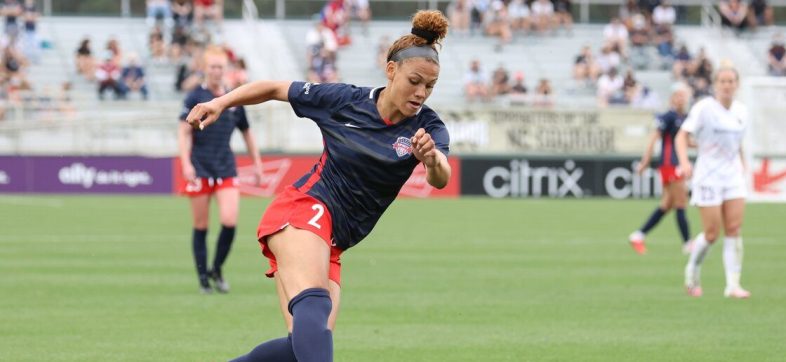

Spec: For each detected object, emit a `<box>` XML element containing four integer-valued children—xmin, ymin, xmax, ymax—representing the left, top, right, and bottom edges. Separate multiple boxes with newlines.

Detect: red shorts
<box><xmin>195</xmin><ymin>0</ymin><xmax>215</xmax><ymax>7</ymax></box>
<box><xmin>659</xmin><ymin>165</ymin><xmax>683</xmax><ymax>186</ymax></box>
<box><xmin>181</xmin><ymin>177</ymin><xmax>238</xmax><ymax>197</ymax></box>
<box><xmin>257</xmin><ymin>186</ymin><xmax>344</xmax><ymax>285</ymax></box>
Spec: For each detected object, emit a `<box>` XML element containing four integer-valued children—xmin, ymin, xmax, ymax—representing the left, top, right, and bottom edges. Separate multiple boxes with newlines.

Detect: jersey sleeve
<box><xmin>179</xmin><ymin>91</ymin><xmax>198</xmax><ymax>122</ymax></box>
<box><xmin>288</xmin><ymin>82</ymin><xmax>361</xmax><ymax>122</ymax></box>
<box><xmin>235</xmin><ymin>106</ymin><xmax>250</xmax><ymax>131</ymax></box>
<box><xmin>681</xmin><ymin>99</ymin><xmax>705</xmax><ymax>133</ymax></box>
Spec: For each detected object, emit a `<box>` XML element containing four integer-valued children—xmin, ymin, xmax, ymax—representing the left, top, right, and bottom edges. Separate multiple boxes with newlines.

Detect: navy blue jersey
<box><xmin>180</xmin><ymin>85</ymin><xmax>250</xmax><ymax>178</ymax></box>
<box><xmin>288</xmin><ymin>81</ymin><xmax>450</xmax><ymax>250</ymax></box>
<box><xmin>655</xmin><ymin>110</ymin><xmax>685</xmax><ymax>167</ymax></box>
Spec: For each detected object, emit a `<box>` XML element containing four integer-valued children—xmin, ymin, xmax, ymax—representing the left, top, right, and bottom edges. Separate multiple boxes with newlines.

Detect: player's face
<box><xmin>714</xmin><ymin>69</ymin><xmax>738</xmax><ymax>103</ymax></box>
<box><xmin>387</xmin><ymin>58</ymin><xmax>439</xmax><ymax>117</ymax></box>
<box><xmin>204</xmin><ymin>54</ymin><xmax>227</xmax><ymax>88</ymax></box>
<box><xmin>671</xmin><ymin>88</ymin><xmax>690</xmax><ymax>113</ymax></box>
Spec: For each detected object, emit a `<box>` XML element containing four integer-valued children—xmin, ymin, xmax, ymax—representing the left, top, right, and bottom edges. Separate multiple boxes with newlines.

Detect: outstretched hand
<box><xmin>186</xmin><ymin>99</ymin><xmax>224</xmax><ymax>130</ymax></box>
<box><xmin>411</xmin><ymin>128</ymin><xmax>439</xmax><ymax>168</ymax></box>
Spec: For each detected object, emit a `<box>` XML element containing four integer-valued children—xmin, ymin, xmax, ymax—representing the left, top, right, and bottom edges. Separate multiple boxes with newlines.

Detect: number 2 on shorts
<box><xmin>308</xmin><ymin>204</ymin><xmax>325</xmax><ymax>229</ymax></box>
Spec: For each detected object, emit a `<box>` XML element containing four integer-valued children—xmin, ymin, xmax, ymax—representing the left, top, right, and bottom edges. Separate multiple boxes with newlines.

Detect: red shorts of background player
<box><xmin>180</xmin><ymin>177</ymin><xmax>238</xmax><ymax>197</ymax></box>
<box><xmin>257</xmin><ymin>186</ymin><xmax>344</xmax><ymax>285</ymax></box>
<box><xmin>659</xmin><ymin>165</ymin><xmax>683</xmax><ymax>186</ymax></box>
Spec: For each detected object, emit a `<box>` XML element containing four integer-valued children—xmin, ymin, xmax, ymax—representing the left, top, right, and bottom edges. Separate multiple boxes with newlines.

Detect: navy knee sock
<box><xmin>229</xmin><ymin>334</ymin><xmax>296</xmax><ymax>362</ymax></box>
<box><xmin>675</xmin><ymin>208</ymin><xmax>690</xmax><ymax>243</ymax></box>
<box><xmin>640</xmin><ymin>207</ymin><xmax>666</xmax><ymax>234</ymax></box>
<box><xmin>212</xmin><ymin>225</ymin><xmax>235</xmax><ymax>275</ymax></box>
<box><xmin>289</xmin><ymin>288</ymin><xmax>333</xmax><ymax>362</ymax></box>
<box><xmin>192</xmin><ymin>228</ymin><xmax>208</xmax><ymax>285</ymax></box>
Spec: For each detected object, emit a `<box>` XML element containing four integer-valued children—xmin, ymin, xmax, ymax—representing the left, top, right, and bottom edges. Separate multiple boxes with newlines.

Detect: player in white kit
<box><xmin>676</xmin><ymin>66</ymin><xmax>750</xmax><ymax>299</ymax></box>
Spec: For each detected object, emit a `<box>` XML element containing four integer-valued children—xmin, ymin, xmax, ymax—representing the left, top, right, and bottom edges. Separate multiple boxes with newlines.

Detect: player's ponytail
<box><xmin>386</xmin><ymin>10</ymin><xmax>448</xmax><ymax>64</ymax></box>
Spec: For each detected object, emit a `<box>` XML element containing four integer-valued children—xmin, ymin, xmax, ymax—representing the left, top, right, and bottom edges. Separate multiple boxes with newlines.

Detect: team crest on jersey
<box><xmin>392</xmin><ymin>137</ymin><xmax>413</xmax><ymax>157</ymax></box>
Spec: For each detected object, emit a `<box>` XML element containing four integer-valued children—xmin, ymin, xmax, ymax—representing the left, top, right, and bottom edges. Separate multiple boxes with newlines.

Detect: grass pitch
<box><xmin>1</xmin><ymin>195</ymin><xmax>785</xmax><ymax>361</ymax></box>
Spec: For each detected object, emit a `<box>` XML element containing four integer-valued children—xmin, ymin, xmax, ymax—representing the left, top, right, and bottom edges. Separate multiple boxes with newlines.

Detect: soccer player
<box><xmin>177</xmin><ymin>46</ymin><xmax>263</xmax><ymax>294</ymax></box>
<box><xmin>629</xmin><ymin>84</ymin><xmax>692</xmax><ymax>255</ymax></box>
<box><xmin>186</xmin><ymin>10</ymin><xmax>450</xmax><ymax>362</ymax></box>
<box><xmin>676</xmin><ymin>65</ymin><xmax>750</xmax><ymax>299</ymax></box>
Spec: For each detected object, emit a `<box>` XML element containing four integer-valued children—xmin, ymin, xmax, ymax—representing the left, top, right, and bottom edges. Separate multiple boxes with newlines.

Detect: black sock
<box><xmin>229</xmin><ymin>334</ymin><xmax>296</xmax><ymax>362</ymax></box>
<box><xmin>640</xmin><ymin>207</ymin><xmax>666</xmax><ymax>234</ymax></box>
<box><xmin>676</xmin><ymin>208</ymin><xmax>690</xmax><ymax>243</ymax></box>
<box><xmin>289</xmin><ymin>288</ymin><xmax>333</xmax><ymax>362</ymax></box>
<box><xmin>192</xmin><ymin>228</ymin><xmax>208</xmax><ymax>286</ymax></box>
<box><xmin>212</xmin><ymin>225</ymin><xmax>235</xmax><ymax>276</ymax></box>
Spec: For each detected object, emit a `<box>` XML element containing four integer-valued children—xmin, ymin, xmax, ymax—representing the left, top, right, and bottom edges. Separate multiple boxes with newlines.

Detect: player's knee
<box><xmin>725</xmin><ymin>224</ymin><xmax>742</xmax><ymax>237</ymax></box>
<box><xmin>704</xmin><ymin>228</ymin><xmax>720</xmax><ymax>242</ymax></box>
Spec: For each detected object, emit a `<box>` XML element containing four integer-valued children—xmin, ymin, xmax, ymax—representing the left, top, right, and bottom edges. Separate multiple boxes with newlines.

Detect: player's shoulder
<box><xmin>731</xmin><ymin>100</ymin><xmax>749</xmax><ymax>115</ymax></box>
<box><xmin>417</xmin><ymin>104</ymin><xmax>443</xmax><ymax>124</ymax></box>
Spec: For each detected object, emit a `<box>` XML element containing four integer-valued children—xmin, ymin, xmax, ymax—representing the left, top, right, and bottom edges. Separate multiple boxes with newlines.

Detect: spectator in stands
<box><xmin>307</xmin><ymin>47</ymin><xmax>339</xmax><ymax>83</ymax></box>
<box><xmin>672</xmin><ymin>44</ymin><xmax>691</xmax><ymax>79</ymax></box>
<box><xmin>597</xmin><ymin>43</ymin><xmax>621</xmax><ymax>75</ymax></box>
<box><xmin>348</xmin><ymin>0</ymin><xmax>371</xmax><ymax>35</ymax></box>
<box><xmin>719</xmin><ymin>0</ymin><xmax>748</xmax><ymax>34</ymax></box>
<box><xmin>96</xmin><ymin>51</ymin><xmax>126</xmax><ymax>100</ymax></box>
<box><xmin>531</xmin><ymin>0</ymin><xmax>554</xmax><ymax>35</ymax></box>
<box><xmin>629</xmin><ymin>13</ymin><xmax>651</xmax><ymax>70</ymax></box>
<box><xmin>507</xmin><ymin>0</ymin><xmax>530</xmax><ymax>34</ymax></box>
<box><xmin>172</xmin><ymin>0</ymin><xmax>194</xmax><ymax>29</ymax></box>
<box><xmin>603</xmin><ymin>17</ymin><xmax>629</xmax><ymax>59</ymax></box>
<box><xmin>464</xmin><ymin>59</ymin><xmax>489</xmax><ymax>102</ymax></box>
<box><xmin>306</xmin><ymin>20</ymin><xmax>337</xmax><ymax>69</ymax></box>
<box><xmin>121</xmin><ymin>53</ymin><xmax>149</xmax><ymax>100</ymax></box>
<box><xmin>654</xmin><ymin>20</ymin><xmax>675</xmax><ymax>69</ymax></box>
<box><xmin>652</xmin><ymin>0</ymin><xmax>676</xmax><ymax>27</ymax></box>
<box><xmin>485</xmin><ymin>1</ymin><xmax>512</xmax><ymax>51</ymax></box>
<box><xmin>619</xmin><ymin>0</ymin><xmax>640</xmax><ymax>28</ymax></box>
<box><xmin>768</xmin><ymin>32</ymin><xmax>786</xmax><ymax>76</ymax></box>
<box><xmin>2</xmin><ymin>0</ymin><xmax>22</xmax><ymax>36</ymax></box>
<box><xmin>170</xmin><ymin>24</ymin><xmax>190</xmax><ymax>60</ymax></box>
<box><xmin>533</xmin><ymin>78</ymin><xmax>553</xmax><ymax>107</ymax></box>
<box><xmin>597</xmin><ymin>67</ymin><xmax>623</xmax><ymax>107</ymax></box>
<box><xmin>322</xmin><ymin>0</ymin><xmax>350</xmax><ymax>46</ymax></box>
<box><xmin>448</xmin><ymin>0</ymin><xmax>470</xmax><ymax>36</ymax></box>
<box><xmin>748</xmin><ymin>0</ymin><xmax>774</xmax><ymax>30</ymax></box>
<box><xmin>508</xmin><ymin>71</ymin><xmax>528</xmax><ymax>105</ymax></box>
<box><xmin>75</xmin><ymin>37</ymin><xmax>96</xmax><ymax>81</ymax></box>
<box><xmin>149</xmin><ymin>26</ymin><xmax>168</xmax><ymax>62</ymax></box>
<box><xmin>490</xmin><ymin>63</ymin><xmax>510</xmax><ymax>97</ymax></box>
<box><xmin>376</xmin><ymin>35</ymin><xmax>390</xmax><ymax>71</ymax></box>
<box><xmin>554</xmin><ymin>0</ymin><xmax>574</xmax><ymax>34</ymax></box>
<box><xmin>176</xmin><ymin>40</ymin><xmax>206</xmax><ymax>93</ymax></box>
<box><xmin>194</xmin><ymin>0</ymin><xmax>223</xmax><ymax>30</ymax></box>
<box><xmin>106</xmin><ymin>37</ymin><xmax>122</xmax><ymax>67</ymax></box>
<box><xmin>225</xmin><ymin>57</ymin><xmax>247</xmax><ymax>89</ymax></box>
<box><xmin>573</xmin><ymin>45</ymin><xmax>600</xmax><ymax>85</ymax></box>
<box><xmin>469</xmin><ymin>0</ymin><xmax>487</xmax><ymax>36</ymax></box>
<box><xmin>20</xmin><ymin>0</ymin><xmax>37</xmax><ymax>63</ymax></box>
<box><xmin>147</xmin><ymin>0</ymin><xmax>173</xmax><ymax>29</ymax></box>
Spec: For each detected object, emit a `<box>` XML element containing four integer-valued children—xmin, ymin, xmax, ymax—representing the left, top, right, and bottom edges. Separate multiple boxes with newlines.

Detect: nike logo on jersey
<box><xmin>344</xmin><ymin>123</ymin><xmax>361</xmax><ymax>128</ymax></box>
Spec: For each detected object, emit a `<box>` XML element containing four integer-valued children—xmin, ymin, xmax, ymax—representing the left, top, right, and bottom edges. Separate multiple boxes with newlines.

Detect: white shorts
<box><xmin>690</xmin><ymin>182</ymin><xmax>747</xmax><ymax>207</ymax></box>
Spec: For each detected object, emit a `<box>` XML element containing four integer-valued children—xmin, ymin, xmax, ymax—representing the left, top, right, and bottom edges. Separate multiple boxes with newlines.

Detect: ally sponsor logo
<box><xmin>58</xmin><ymin>162</ymin><xmax>154</xmax><ymax>189</ymax></box>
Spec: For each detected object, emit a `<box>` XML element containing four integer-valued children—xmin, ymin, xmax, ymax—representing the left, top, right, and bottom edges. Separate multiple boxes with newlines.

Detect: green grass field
<box><xmin>1</xmin><ymin>195</ymin><xmax>785</xmax><ymax>361</ymax></box>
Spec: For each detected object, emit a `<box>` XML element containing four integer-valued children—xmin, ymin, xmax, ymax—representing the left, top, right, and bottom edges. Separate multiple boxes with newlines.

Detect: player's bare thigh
<box><xmin>215</xmin><ymin>186</ymin><xmax>239</xmax><ymax>226</ymax></box>
<box><xmin>665</xmin><ymin>180</ymin><xmax>688</xmax><ymax>209</ymax></box>
<box><xmin>721</xmin><ymin>198</ymin><xmax>745</xmax><ymax>237</ymax></box>
<box><xmin>268</xmin><ymin>225</ymin><xmax>331</xmax><ymax>300</ymax></box>
<box><xmin>189</xmin><ymin>194</ymin><xmax>211</xmax><ymax>229</ymax></box>
<box><xmin>276</xmin><ymin>275</ymin><xmax>341</xmax><ymax>332</ymax></box>
<box><xmin>698</xmin><ymin>205</ymin><xmax>723</xmax><ymax>242</ymax></box>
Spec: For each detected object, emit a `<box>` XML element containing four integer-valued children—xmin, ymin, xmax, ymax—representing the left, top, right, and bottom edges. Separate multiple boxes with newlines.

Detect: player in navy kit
<box><xmin>186</xmin><ymin>10</ymin><xmax>451</xmax><ymax>362</ymax></box>
<box><xmin>629</xmin><ymin>84</ymin><xmax>693</xmax><ymax>255</ymax></box>
<box><xmin>177</xmin><ymin>46</ymin><xmax>263</xmax><ymax>294</ymax></box>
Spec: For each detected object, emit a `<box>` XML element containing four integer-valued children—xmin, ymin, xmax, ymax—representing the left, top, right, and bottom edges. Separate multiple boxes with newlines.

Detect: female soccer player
<box><xmin>629</xmin><ymin>84</ymin><xmax>692</xmax><ymax>255</ymax></box>
<box><xmin>177</xmin><ymin>46</ymin><xmax>263</xmax><ymax>294</ymax></box>
<box><xmin>676</xmin><ymin>65</ymin><xmax>750</xmax><ymax>299</ymax></box>
<box><xmin>186</xmin><ymin>10</ymin><xmax>451</xmax><ymax>362</ymax></box>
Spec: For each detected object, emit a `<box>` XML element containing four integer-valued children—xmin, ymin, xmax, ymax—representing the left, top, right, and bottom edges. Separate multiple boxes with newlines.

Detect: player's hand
<box><xmin>678</xmin><ymin>163</ymin><xmax>693</xmax><ymax>179</ymax></box>
<box><xmin>635</xmin><ymin>161</ymin><xmax>648</xmax><ymax>175</ymax></box>
<box><xmin>411</xmin><ymin>128</ymin><xmax>439</xmax><ymax>168</ymax></box>
<box><xmin>186</xmin><ymin>99</ymin><xmax>224</xmax><ymax>130</ymax></box>
<box><xmin>253</xmin><ymin>163</ymin><xmax>264</xmax><ymax>186</ymax></box>
<box><xmin>182</xmin><ymin>162</ymin><xmax>197</xmax><ymax>182</ymax></box>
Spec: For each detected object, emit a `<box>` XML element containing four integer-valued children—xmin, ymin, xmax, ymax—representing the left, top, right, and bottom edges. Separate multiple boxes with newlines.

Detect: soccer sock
<box><xmin>675</xmin><ymin>208</ymin><xmax>690</xmax><ymax>243</ymax></box>
<box><xmin>723</xmin><ymin>236</ymin><xmax>744</xmax><ymax>290</ymax></box>
<box><xmin>640</xmin><ymin>207</ymin><xmax>667</xmax><ymax>234</ymax></box>
<box><xmin>229</xmin><ymin>334</ymin><xmax>296</xmax><ymax>362</ymax></box>
<box><xmin>212</xmin><ymin>225</ymin><xmax>236</xmax><ymax>275</ymax></box>
<box><xmin>685</xmin><ymin>233</ymin><xmax>711</xmax><ymax>287</ymax></box>
<box><xmin>289</xmin><ymin>288</ymin><xmax>333</xmax><ymax>362</ymax></box>
<box><xmin>192</xmin><ymin>228</ymin><xmax>208</xmax><ymax>285</ymax></box>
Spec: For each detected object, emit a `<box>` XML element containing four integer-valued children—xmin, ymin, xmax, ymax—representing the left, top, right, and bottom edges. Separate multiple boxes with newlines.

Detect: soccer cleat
<box><xmin>682</xmin><ymin>239</ymin><xmax>694</xmax><ymax>255</ymax></box>
<box><xmin>685</xmin><ymin>285</ymin><xmax>703</xmax><ymax>297</ymax></box>
<box><xmin>199</xmin><ymin>275</ymin><xmax>212</xmax><ymax>294</ymax></box>
<box><xmin>724</xmin><ymin>287</ymin><xmax>751</xmax><ymax>299</ymax></box>
<box><xmin>628</xmin><ymin>231</ymin><xmax>647</xmax><ymax>255</ymax></box>
<box><xmin>209</xmin><ymin>269</ymin><xmax>230</xmax><ymax>294</ymax></box>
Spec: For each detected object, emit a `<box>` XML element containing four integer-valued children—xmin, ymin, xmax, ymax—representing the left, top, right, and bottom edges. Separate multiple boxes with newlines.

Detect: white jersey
<box><xmin>681</xmin><ymin>97</ymin><xmax>748</xmax><ymax>186</ymax></box>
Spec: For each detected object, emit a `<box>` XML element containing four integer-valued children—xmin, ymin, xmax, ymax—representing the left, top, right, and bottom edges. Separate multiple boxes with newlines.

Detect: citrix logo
<box><xmin>605</xmin><ymin>162</ymin><xmax>662</xmax><ymax>199</ymax></box>
<box><xmin>483</xmin><ymin>160</ymin><xmax>584</xmax><ymax>198</ymax></box>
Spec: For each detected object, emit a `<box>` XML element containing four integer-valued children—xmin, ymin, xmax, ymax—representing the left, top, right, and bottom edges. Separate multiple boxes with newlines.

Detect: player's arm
<box><xmin>177</xmin><ymin>121</ymin><xmax>196</xmax><ymax>181</ymax></box>
<box><xmin>637</xmin><ymin>130</ymin><xmax>660</xmax><ymax>174</ymax></box>
<box><xmin>739</xmin><ymin>144</ymin><xmax>747</xmax><ymax>174</ymax></box>
<box><xmin>411</xmin><ymin>128</ymin><xmax>451</xmax><ymax>189</ymax></box>
<box><xmin>240</xmin><ymin>129</ymin><xmax>264</xmax><ymax>185</ymax></box>
<box><xmin>675</xmin><ymin>129</ymin><xmax>692</xmax><ymax>179</ymax></box>
<box><xmin>187</xmin><ymin>80</ymin><xmax>292</xmax><ymax>130</ymax></box>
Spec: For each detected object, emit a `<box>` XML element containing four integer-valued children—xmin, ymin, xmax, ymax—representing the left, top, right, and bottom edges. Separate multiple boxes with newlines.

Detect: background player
<box><xmin>177</xmin><ymin>46</ymin><xmax>263</xmax><ymax>294</ymax></box>
<box><xmin>676</xmin><ymin>65</ymin><xmax>751</xmax><ymax>299</ymax></box>
<box><xmin>629</xmin><ymin>83</ymin><xmax>693</xmax><ymax>255</ymax></box>
<box><xmin>186</xmin><ymin>10</ymin><xmax>451</xmax><ymax>362</ymax></box>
